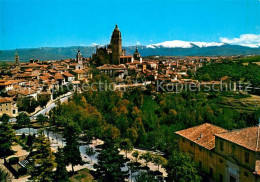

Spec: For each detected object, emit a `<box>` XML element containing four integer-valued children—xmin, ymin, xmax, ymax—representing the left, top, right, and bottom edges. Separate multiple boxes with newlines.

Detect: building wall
<box><xmin>37</xmin><ymin>93</ymin><xmax>53</xmax><ymax>102</ymax></box>
<box><xmin>215</xmin><ymin>137</ymin><xmax>256</xmax><ymax>171</ymax></box>
<box><xmin>0</xmin><ymin>102</ymin><xmax>18</xmax><ymax>117</ymax></box>
<box><xmin>177</xmin><ymin>135</ymin><xmax>260</xmax><ymax>182</ymax></box>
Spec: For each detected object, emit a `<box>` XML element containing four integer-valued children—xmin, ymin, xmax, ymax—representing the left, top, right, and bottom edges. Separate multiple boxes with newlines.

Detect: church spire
<box><xmin>111</xmin><ymin>24</ymin><xmax>122</xmax><ymax>64</ymax></box>
<box><xmin>14</xmin><ymin>49</ymin><xmax>20</xmax><ymax>67</ymax></box>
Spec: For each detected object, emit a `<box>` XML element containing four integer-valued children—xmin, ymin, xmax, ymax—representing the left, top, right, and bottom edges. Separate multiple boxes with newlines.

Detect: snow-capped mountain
<box><xmin>1</xmin><ymin>43</ymin><xmax>260</xmax><ymax>61</ymax></box>
<box><xmin>146</xmin><ymin>40</ymin><xmax>226</xmax><ymax>49</ymax></box>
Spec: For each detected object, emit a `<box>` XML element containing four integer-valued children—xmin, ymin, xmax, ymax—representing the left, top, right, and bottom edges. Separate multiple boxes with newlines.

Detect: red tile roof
<box><xmin>63</xmin><ymin>72</ymin><xmax>74</xmax><ymax>77</ymax></box>
<box><xmin>175</xmin><ymin>123</ymin><xmax>227</xmax><ymax>150</ymax></box>
<box><xmin>0</xmin><ymin>97</ymin><xmax>13</xmax><ymax>103</ymax></box>
<box><xmin>215</xmin><ymin>126</ymin><xmax>260</xmax><ymax>152</ymax></box>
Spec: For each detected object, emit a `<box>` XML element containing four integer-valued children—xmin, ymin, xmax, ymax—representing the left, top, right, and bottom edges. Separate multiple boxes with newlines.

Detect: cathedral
<box><xmin>92</xmin><ymin>25</ymin><xmax>142</xmax><ymax>65</ymax></box>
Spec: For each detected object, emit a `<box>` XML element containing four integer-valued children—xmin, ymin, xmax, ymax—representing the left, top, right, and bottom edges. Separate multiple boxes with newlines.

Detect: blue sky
<box><xmin>0</xmin><ymin>0</ymin><xmax>260</xmax><ymax>50</ymax></box>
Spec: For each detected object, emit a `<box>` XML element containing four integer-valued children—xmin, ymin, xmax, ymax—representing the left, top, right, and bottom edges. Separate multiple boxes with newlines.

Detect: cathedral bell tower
<box><xmin>110</xmin><ymin>24</ymin><xmax>122</xmax><ymax>65</ymax></box>
<box><xmin>76</xmin><ymin>49</ymin><xmax>83</xmax><ymax>65</ymax></box>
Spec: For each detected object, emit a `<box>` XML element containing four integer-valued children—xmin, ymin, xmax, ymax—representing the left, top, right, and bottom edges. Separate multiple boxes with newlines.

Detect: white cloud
<box><xmin>220</xmin><ymin>34</ymin><xmax>260</xmax><ymax>48</ymax></box>
<box><xmin>136</xmin><ymin>41</ymin><xmax>141</xmax><ymax>45</ymax></box>
<box><xmin>91</xmin><ymin>43</ymin><xmax>98</xmax><ymax>46</ymax></box>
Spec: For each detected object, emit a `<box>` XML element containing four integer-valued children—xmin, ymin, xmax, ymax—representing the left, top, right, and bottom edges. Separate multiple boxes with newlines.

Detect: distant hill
<box><xmin>1</xmin><ymin>43</ymin><xmax>260</xmax><ymax>62</ymax></box>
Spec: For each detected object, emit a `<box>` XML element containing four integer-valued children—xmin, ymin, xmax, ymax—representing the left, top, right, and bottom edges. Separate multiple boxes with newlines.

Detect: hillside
<box><xmin>1</xmin><ymin>44</ymin><xmax>260</xmax><ymax>62</ymax></box>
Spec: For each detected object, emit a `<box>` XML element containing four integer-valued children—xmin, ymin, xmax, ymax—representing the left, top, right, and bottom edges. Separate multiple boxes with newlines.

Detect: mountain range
<box><xmin>1</xmin><ymin>41</ymin><xmax>260</xmax><ymax>62</ymax></box>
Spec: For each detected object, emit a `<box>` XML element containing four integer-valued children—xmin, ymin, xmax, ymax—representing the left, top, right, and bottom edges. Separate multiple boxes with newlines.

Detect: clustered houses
<box><xmin>0</xmin><ymin>50</ymin><xmax>92</xmax><ymax>117</ymax></box>
<box><xmin>92</xmin><ymin>25</ymin><xmax>233</xmax><ymax>91</ymax></box>
<box><xmin>96</xmin><ymin>55</ymin><xmax>215</xmax><ymax>90</ymax></box>
<box><xmin>0</xmin><ymin>24</ymin><xmax>236</xmax><ymax>118</ymax></box>
<box><xmin>175</xmin><ymin>123</ymin><xmax>260</xmax><ymax>182</ymax></box>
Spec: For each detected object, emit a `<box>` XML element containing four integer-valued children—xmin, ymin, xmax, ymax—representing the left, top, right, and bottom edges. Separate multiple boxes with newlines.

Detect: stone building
<box><xmin>75</xmin><ymin>50</ymin><xmax>84</xmax><ymax>70</ymax></box>
<box><xmin>175</xmin><ymin>123</ymin><xmax>260</xmax><ymax>182</ymax></box>
<box><xmin>92</xmin><ymin>25</ymin><xmax>125</xmax><ymax>65</ymax></box>
<box><xmin>92</xmin><ymin>25</ymin><xmax>141</xmax><ymax>65</ymax></box>
<box><xmin>0</xmin><ymin>97</ymin><xmax>18</xmax><ymax>117</ymax></box>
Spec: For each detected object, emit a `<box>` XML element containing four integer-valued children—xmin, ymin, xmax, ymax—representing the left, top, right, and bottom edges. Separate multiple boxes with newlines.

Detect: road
<box><xmin>9</xmin><ymin>94</ymin><xmax>72</xmax><ymax>122</ymax></box>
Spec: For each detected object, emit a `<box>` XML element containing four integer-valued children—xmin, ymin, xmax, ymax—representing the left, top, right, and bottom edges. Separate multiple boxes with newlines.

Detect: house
<box><xmin>0</xmin><ymin>97</ymin><xmax>18</xmax><ymax>117</ymax></box>
<box><xmin>62</xmin><ymin>72</ymin><xmax>75</xmax><ymax>83</ymax></box>
<box><xmin>72</xmin><ymin>69</ymin><xmax>92</xmax><ymax>82</ymax></box>
<box><xmin>97</xmin><ymin>64</ymin><xmax>127</xmax><ymax>80</ymax></box>
<box><xmin>37</xmin><ymin>91</ymin><xmax>53</xmax><ymax>102</ymax></box>
<box><xmin>175</xmin><ymin>123</ymin><xmax>260</xmax><ymax>182</ymax></box>
<box><xmin>0</xmin><ymin>81</ymin><xmax>14</xmax><ymax>91</ymax></box>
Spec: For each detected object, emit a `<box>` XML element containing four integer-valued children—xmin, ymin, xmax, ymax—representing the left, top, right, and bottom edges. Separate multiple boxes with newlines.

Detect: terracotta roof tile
<box><xmin>53</xmin><ymin>73</ymin><xmax>64</xmax><ymax>80</ymax></box>
<box><xmin>0</xmin><ymin>97</ymin><xmax>13</xmax><ymax>103</ymax></box>
<box><xmin>63</xmin><ymin>72</ymin><xmax>74</xmax><ymax>77</ymax></box>
<box><xmin>175</xmin><ymin>123</ymin><xmax>227</xmax><ymax>150</ymax></box>
<box><xmin>215</xmin><ymin>126</ymin><xmax>260</xmax><ymax>152</ymax></box>
<box><xmin>72</xmin><ymin>69</ymin><xmax>85</xmax><ymax>74</ymax></box>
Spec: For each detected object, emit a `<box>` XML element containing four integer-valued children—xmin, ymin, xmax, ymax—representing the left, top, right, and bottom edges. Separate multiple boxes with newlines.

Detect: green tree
<box><xmin>94</xmin><ymin>142</ymin><xmax>129</xmax><ymax>182</ymax></box>
<box><xmin>36</xmin><ymin>114</ymin><xmax>48</xmax><ymax>127</ymax></box>
<box><xmin>140</xmin><ymin>152</ymin><xmax>153</xmax><ymax>167</ymax></box>
<box><xmin>63</xmin><ymin>122</ymin><xmax>83</xmax><ymax>174</ymax></box>
<box><xmin>38</xmin><ymin>97</ymin><xmax>49</xmax><ymax>108</ymax></box>
<box><xmin>1</xmin><ymin>114</ymin><xmax>10</xmax><ymax>123</ymax></box>
<box><xmin>85</xmin><ymin>146</ymin><xmax>96</xmax><ymax>162</ymax></box>
<box><xmin>0</xmin><ymin>120</ymin><xmax>15</xmax><ymax>158</ymax></box>
<box><xmin>134</xmin><ymin>171</ymin><xmax>158</xmax><ymax>182</ymax></box>
<box><xmin>165</xmin><ymin>151</ymin><xmax>201</xmax><ymax>182</ymax></box>
<box><xmin>132</xmin><ymin>151</ymin><xmax>139</xmax><ymax>163</ymax></box>
<box><xmin>16</xmin><ymin>112</ymin><xmax>30</xmax><ymax>133</ymax></box>
<box><xmin>0</xmin><ymin>167</ymin><xmax>11</xmax><ymax>182</ymax></box>
<box><xmin>17</xmin><ymin>97</ymin><xmax>39</xmax><ymax>113</ymax></box>
<box><xmin>54</xmin><ymin>148</ymin><xmax>69</xmax><ymax>182</ymax></box>
<box><xmin>28</xmin><ymin>134</ymin><xmax>55</xmax><ymax>182</ymax></box>
<box><xmin>119</xmin><ymin>138</ymin><xmax>133</xmax><ymax>159</ymax></box>
<box><xmin>187</xmin><ymin>70</ymin><xmax>193</xmax><ymax>78</ymax></box>
<box><xmin>153</xmin><ymin>155</ymin><xmax>167</xmax><ymax>171</ymax></box>
<box><xmin>26</xmin><ymin>135</ymin><xmax>34</xmax><ymax>151</ymax></box>
<box><xmin>201</xmin><ymin>73</ymin><xmax>212</xmax><ymax>81</ymax></box>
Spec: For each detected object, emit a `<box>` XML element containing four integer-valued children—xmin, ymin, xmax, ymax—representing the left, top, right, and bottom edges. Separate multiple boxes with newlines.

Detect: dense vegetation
<box><xmin>49</xmin><ymin>74</ymin><xmax>260</xmax><ymax>155</ymax></box>
<box><xmin>196</xmin><ymin>60</ymin><xmax>260</xmax><ymax>95</ymax></box>
<box><xmin>236</xmin><ymin>55</ymin><xmax>260</xmax><ymax>63</ymax></box>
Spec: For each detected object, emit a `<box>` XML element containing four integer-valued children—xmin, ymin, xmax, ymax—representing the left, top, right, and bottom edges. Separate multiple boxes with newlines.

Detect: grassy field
<box><xmin>69</xmin><ymin>168</ymin><xmax>95</xmax><ymax>182</ymax></box>
<box><xmin>237</xmin><ymin>55</ymin><xmax>260</xmax><ymax>63</ymax></box>
<box><xmin>218</xmin><ymin>94</ymin><xmax>260</xmax><ymax>113</ymax></box>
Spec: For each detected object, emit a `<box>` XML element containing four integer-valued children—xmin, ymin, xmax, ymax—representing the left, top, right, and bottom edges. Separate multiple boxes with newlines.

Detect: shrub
<box><xmin>18</xmin><ymin>167</ymin><xmax>27</xmax><ymax>175</ymax></box>
<box><xmin>8</xmin><ymin>157</ymin><xmax>19</xmax><ymax>165</ymax></box>
<box><xmin>21</xmin><ymin>133</ymin><xmax>26</xmax><ymax>139</ymax></box>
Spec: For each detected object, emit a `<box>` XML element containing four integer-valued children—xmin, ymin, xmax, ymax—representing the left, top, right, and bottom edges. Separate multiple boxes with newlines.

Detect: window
<box><xmin>210</xmin><ymin>152</ymin><xmax>213</xmax><ymax>157</ymax></box>
<box><xmin>199</xmin><ymin>161</ymin><xmax>202</xmax><ymax>169</ymax></box>
<box><xmin>199</xmin><ymin>147</ymin><xmax>202</xmax><ymax>152</ymax></box>
<box><xmin>219</xmin><ymin>158</ymin><xmax>223</xmax><ymax>163</ymax></box>
<box><xmin>210</xmin><ymin>167</ymin><xmax>213</xmax><ymax>176</ymax></box>
<box><xmin>244</xmin><ymin>171</ymin><xmax>248</xmax><ymax>177</ymax></box>
<box><xmin>231</xmin><ymin>144</ymin><xmax>236</xmax><ymax>152</ymax></box>
<box><xmin>220</xmin><ymin>141</ymin><xmax>224</xmax><ymax>151</ymax></box>
<box><xmin>13</xmin><ymin>110</ymin><xmax>16</xmax><ymax>114</ymax></box>
<box><xmin>190</xmin><ymin>142</ymin><xmax>193</xmax><ymax>147</ymax></box>
<box><xmin>182</xmin><ymin>138</ymin><xmax>185</xmax><ymax>143</ymax></box>
<box><xmin>245</xmin><ymin>152</ymin><xmax>249</xmax><ymax>163</ymax></box>
<box><xmin>219</xmin><ymin>174</ymin><xmax>223</xmax><ymax>182</ymax></box>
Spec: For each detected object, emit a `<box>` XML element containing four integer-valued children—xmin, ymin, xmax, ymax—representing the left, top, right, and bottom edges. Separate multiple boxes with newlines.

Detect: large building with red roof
<box><xmin>176</xmin><ymin>123</ymin><xmax>260</xmax><ymax>182</ymax></box>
